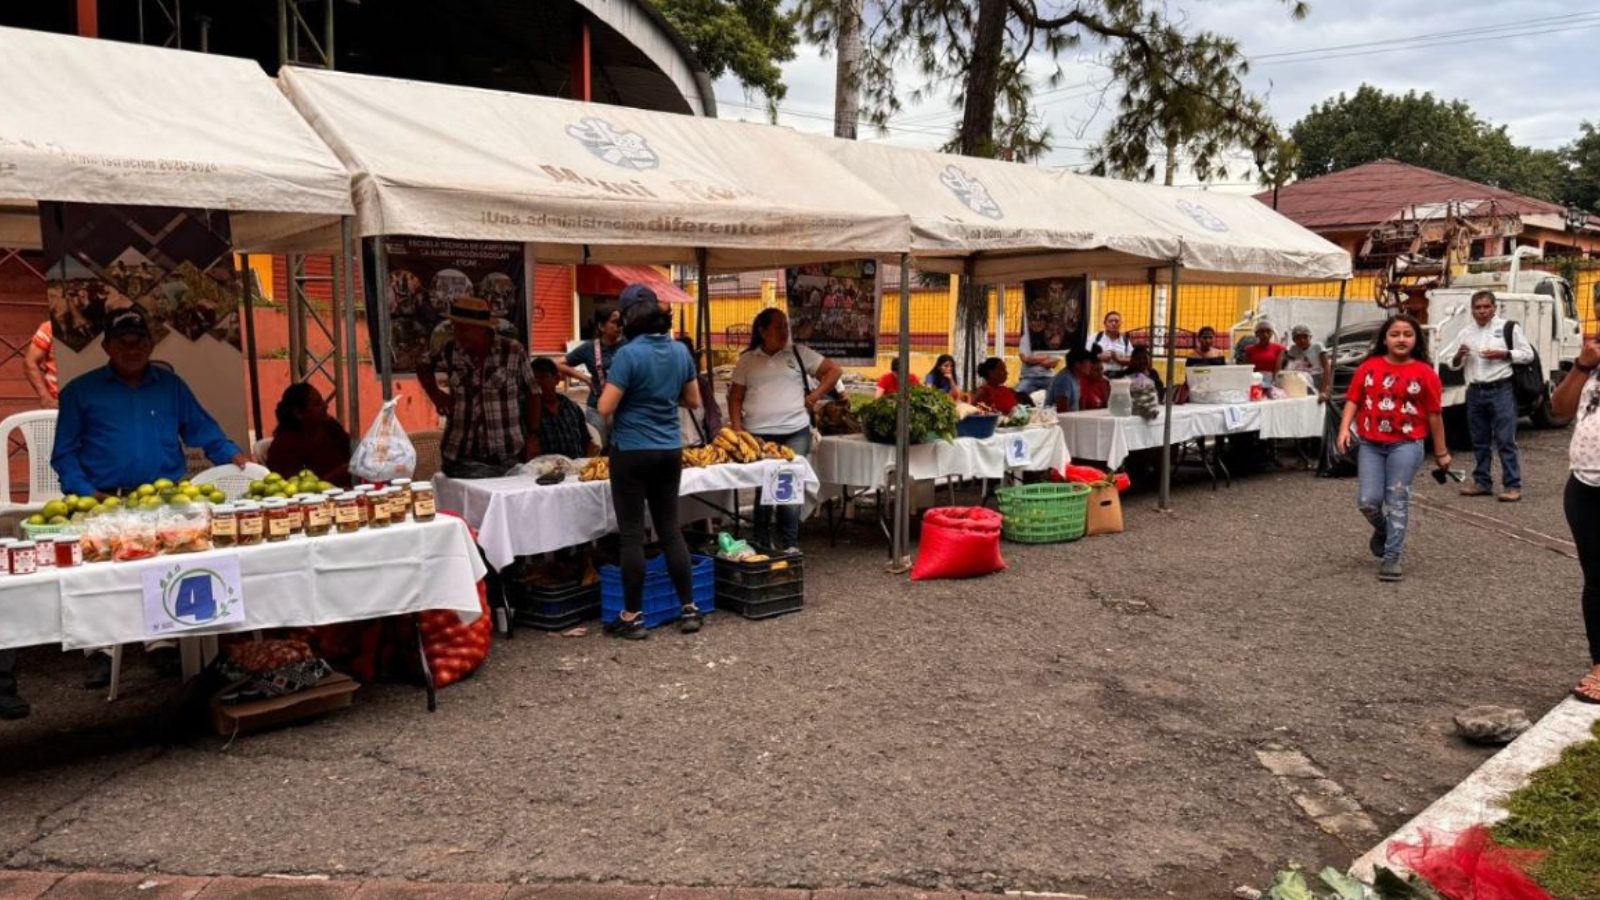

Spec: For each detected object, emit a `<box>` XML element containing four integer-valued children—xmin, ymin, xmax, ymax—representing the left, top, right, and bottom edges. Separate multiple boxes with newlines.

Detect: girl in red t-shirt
<box><xmin>1336</xmin><ymin>314</ymin><xmax>1453</xmax><ymax>581</ymax></box>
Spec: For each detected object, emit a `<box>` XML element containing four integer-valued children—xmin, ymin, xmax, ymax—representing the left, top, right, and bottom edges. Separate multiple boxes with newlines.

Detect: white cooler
<box><xmin>1186</xmin><ymin>364</ymin><xmax>1254</xmax><ymax>404</ymax></box>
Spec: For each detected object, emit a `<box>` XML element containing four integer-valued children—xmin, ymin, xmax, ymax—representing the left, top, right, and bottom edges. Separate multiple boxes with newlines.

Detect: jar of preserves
<box><xmin>411</xmin><ymin>481</ymin><xmax>436</xmax><ymax>522</ymax></box>
<box><xmin>0</xmin><ymin>539</ymin><xmax>15</xmax><ymax>574</ymax></box>
<box><xmin>320</xmin><ymin>488</ymin><xmax>340</xmax><ymax>524</ymax></box>
<box><xmin>353</xmin><ymin>485</ymin><xmax>376</xmax><ymax>524</ymax></box>
<box><xmin>264</xmin><ymin>499</ymin><xmax>293</xmax><ymax>542</ymax></box>
<box><xmin>286</xmin><ymin>496</ymin><xmax>307</xmax><ymax>534</ymax></box>
<box><xmin>55</xmin><ymin>535</ymin><xmax>82</xmax><ymax>568</ymax></box>
<box><xmin>34</xmin><ymin>536</ymin><xmax>56</xmax><ymax>569</ymax></box>
<box><xmin>8</xmin><ymin>541</ymin><xmax>38</xmax><ymax>575</ymax></box>
<box><xmin>334</xmin><ymin>492</ymin><xmax>362</xmax><ymax>533</ymax></box>
<box><xmin>389</xmin><ymin>478</ymin><xmax>413</xmax><ymax>510</ymax></box>
<box><xmin>302</xmin><ymin>497</ymin><xmax>331</xmax><ymax>537</ymax></box>
<box><xmin>368</xmin><ymin>489</ymin><xmax>393</xmax><ymax>529</ymax></box>
<box><xmin>210</xmin><ymin>503</ymin><xmax>239</xmax><ymax>548</ymax></box>
<box><xmin>236</xmin><ymin>501</ymin><xmax>266</xmax><ymax>546</ymax></box>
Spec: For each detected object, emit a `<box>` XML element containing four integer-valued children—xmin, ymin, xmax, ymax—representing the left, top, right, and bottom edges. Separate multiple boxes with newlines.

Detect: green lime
<box><xmin>153</xmin><ymin>478</ymin><xmax>174</xmax><ymax>490</ymax></box>
<box><xmin>25</xmin><ymin>513</ymin><xmax>45</xmax><ymax>525</ymax></box>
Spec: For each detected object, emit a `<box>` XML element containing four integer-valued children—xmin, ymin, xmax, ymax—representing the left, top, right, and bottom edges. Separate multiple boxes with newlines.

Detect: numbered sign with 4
<box><xmin>140</xmin><ymin>554</ymin><xmax>247</xmax><ymax>639</ymax></box>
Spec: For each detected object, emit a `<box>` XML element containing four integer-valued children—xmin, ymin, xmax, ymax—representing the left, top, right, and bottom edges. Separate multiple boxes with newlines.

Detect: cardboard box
<box><xmin>210</xmin><ymin>673</ymin><xmax>359</xmax><ymax>737</ymax></box>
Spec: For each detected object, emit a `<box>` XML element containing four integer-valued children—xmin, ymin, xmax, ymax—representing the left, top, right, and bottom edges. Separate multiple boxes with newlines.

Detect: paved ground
<box><xmin>1</xmin><ymin>427</ymin><xmax>1590</xmax><ymax>898</ymax></box>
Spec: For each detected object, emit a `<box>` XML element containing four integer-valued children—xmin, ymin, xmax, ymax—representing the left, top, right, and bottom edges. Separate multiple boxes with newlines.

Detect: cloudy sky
<box><xmin>711</xmin><ymin>1</ymin><xmax>1598</xmax><ymax>190</ymax></box>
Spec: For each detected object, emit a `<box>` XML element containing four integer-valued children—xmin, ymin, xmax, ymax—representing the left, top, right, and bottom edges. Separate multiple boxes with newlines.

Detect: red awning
<box><xmin>574</xmin><ymin>265</ymin><xmax>694</xmax><ymax>304</ymax></box>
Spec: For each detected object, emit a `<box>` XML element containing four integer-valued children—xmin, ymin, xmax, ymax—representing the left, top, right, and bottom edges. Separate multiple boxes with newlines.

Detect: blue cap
<box><xmin>618</xmin><ymin>283</ymin><xmax>658</xmax><ymax>312</ymax></box>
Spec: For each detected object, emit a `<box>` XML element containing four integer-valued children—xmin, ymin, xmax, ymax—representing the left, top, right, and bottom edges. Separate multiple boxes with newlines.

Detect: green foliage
<box><xmin>655</xmin><ymin>0</ymin><xmax>798</xmax><ymax>106</ymax></box>
<box><xmin>1562</xmin><ymin>122</ymin><xmax>1600</xmax><ymax>216</ymax></box>
<box><xmin>1262</xmin><ymin>865</ymin><xmax>1444</xmax><ymax>900</ymax></box>
<box><xmin>1289</xmin><ymin>85</ymin><xmax>1564</xmax><ymax>201</ymax></box>
<box><xmin>857</xmin><ymin>384</ymin><xmax>958</xmax><ymax>444</ymax></box>
<box><xmin>797</xmin><ymin>0</ymin><xmax>1303</xmax><ymax>171</ymax></box>
<box><xmin>1492</xmin><ymin>720</ymin><xmax>1600</xmax><ymax>899</ymax></box>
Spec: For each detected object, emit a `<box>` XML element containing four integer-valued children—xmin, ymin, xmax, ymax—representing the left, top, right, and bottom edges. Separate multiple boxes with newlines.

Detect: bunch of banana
<box><xmin>579</xmin><ymin>457</ymin><xmax>610</xmax><ymax>482</ymax></box>
<box><xmin>759</xmin><ymin>440</ymin><xmax>796</xmax><ymax>461</ymax></box>
<box><xmin>713</xmin><ymin>427</ymin><xmax>763</xmax><ymax>464</ymax></box>
<box><xmin>680</xmin><ymin>446</ymin><xmax>728</xmax><ymax>468</ymax></box>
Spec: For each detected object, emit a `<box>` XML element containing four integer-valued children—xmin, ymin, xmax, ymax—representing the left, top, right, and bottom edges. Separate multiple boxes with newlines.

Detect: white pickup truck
<box><xmin>1236</xmin><ymin>254</ymin><xmax>1583</xmax><ymax>429</ymax></box>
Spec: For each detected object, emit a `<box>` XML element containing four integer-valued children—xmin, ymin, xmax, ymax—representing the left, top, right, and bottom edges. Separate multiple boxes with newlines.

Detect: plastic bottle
<box><xmin>1107</xmin><ymin>379</ymin><xmax>1134</xmax><ymax>417</ymax></box>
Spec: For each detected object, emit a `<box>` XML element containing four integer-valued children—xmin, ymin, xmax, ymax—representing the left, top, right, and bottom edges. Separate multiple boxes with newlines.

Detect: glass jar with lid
<box><xmin>302</xmin><ymin>497</ymin><xmax>331</xmax><ymax>537</ymax></box>
<box><xmin>286</xmin><ymin>496</ymin><xmax>307</xmax><ymax>534</ymax></box>
<box><xmin>33</xmin><ymin>536</ymin><xmax>56</xmax><ymax>569</ymax></box>
<box><xmin>264</xmin><ymin>499</ymin><xmax>293</xmax><ymax>542</ymax></box>
<box><xmin>236</xmin><ymin>501</ymin><xmax>266</xmax><ymax>545</ymax></box>
<box><xmin>367</xmin><ymin>489</ymin><xmax>393</xmax><ymax>529</ymax></box>
<box><xmin>411</xmin><ymin>481</ymin><xmax>436</xmax><ymax>522</ymax></box>
<box><xmin>334</xmin><ymin>492</ymin><xmax>362</xmax><ymax>533</ymax></box>
<box><xmin>210</xmin><ymin>503</ymin><xmax>239</xmax><ymax>547</ymax></box>
<box><xmin>8</xmin><ymin>541</ymin><xmax>38</xmax><ymax>575</ymax></box>
<box><xmin>54</xmin><ymin>535</ymin><xmax>82</xmax><ymax>568</ymax></box>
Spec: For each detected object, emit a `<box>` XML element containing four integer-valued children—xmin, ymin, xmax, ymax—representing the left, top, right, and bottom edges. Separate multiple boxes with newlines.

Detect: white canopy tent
<box><xmin>809</xmin><ymin>135</ymin><xmax>1353</xmax><ymax>555</ymax></box>
<box><xmin>276</xmin><ymin>67</ymin><xmax>910</xmax><ymax>271</ymax></box>
<box><xmin>0</xmin><ymin>26</ymin><xmax>353</xmax><ymax>253</ymax></box>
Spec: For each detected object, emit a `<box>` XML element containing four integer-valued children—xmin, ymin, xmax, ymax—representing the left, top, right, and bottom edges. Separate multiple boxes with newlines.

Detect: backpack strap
<box><xmin>1502</xmin><ymin>320</ymin><xmax>1516</xmax><ymax>351</ymax></box>
<box><xmin>792</xmin><ymin>344</ymin><xmax>812</xmax><ymax>395</ymax></box>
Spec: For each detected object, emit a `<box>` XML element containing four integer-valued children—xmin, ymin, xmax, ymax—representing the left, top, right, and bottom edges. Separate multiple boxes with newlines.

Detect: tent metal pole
<box><xmin>1158</xmin><ymin>261</ymin><xmax>1182</xmax><ymax>510</ymax></box>
<box><xmin>891</xmin><ymin>254</ymin><xmax>912</xmax><ymax>570</ymax></box>
<box><xmin>239</xmin><ymin>251</ymin><xmax>265</xmax><ymax>442</ymax></box>
<box><xmin>1146</xmin><ymin>268</ymin><xmax>1158</xmax><ymax>344</ymax></box>
<box><xmin>696</xmin><ymin>247</ymin><xmax>710</xmax><ymax>375</ymax></box>
<box><xmin>372</xmin><ymin>237</ymin><xmax>394</xmax><ymax>401</ymax></box>
<box><xmin>340</xmin><ymin>217</ymin><xmax>361</xmax><ymax>432</ymax></box>
<box><xmin>1330</xmin><ymin>279</ymin><xmax>1348</xmax><ymax>398</ymax></box>
<box><xmin>995</xmin><ymin>283</ymin><xmax>1006</xmax><ymax>358</ymax></box>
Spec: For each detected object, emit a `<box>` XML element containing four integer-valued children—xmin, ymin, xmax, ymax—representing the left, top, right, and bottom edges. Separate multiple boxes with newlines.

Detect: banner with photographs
<box><xmin>1020</xmin><ymin>276</ymin><xmax>1088</xmax><ymax>356</ymax></box>
<box><xmin>39</xmin><ymin>202</ymin><xmax>247</xmax><ymax>446</ymax></box>
<box><xmin>40</xmin><ymin>202</ymin><xmax>243</xmax><ymax>353</ymax></box>
<box><xmin>367</xmin><ymin>236</ymin><xmax>527</xmax><ymax>375</ymax></box>
<box><xmin>783</xmin><ymin>259</ymin><xmax>879</xmax><ymax>366</ymax></box>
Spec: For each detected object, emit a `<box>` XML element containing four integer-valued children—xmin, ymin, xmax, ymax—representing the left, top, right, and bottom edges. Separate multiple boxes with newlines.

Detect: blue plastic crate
<box><xmin>600</xmin><ymin>554</ymin><xmax>716</xmax><ymax>629</ymax></box>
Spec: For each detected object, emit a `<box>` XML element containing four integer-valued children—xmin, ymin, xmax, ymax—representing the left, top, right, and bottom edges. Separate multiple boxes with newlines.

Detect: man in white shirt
<box><xmin>1086</xmin><ymin>310</ymin><xmax>1133</xmax><ymax>377</ymax></box>
<box><xmin>1442</xmin><ymin>290</ymin><xmax>1534</xmax><ymax>501</ymax></box>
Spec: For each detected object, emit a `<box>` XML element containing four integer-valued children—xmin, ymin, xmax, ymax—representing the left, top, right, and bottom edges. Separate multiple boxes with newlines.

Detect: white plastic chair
<box><xmin>0</xmin><ymin>410</ymin><xmax>61</xmax><ymax>514</ymax></box>
<box><xmin>193</xmin><ymin>462</ymin><xmax>269</xmax><ymax>500</ymax></box>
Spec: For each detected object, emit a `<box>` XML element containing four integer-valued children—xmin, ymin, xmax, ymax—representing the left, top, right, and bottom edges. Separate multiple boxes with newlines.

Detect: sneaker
<box><xmin>0</xmin><ymin>692</ymin><xmax>28</xmax><ymax>720</ymax></box>
<box><xmin>1460</xmin><ymin>483</ymin><xmax>1492</xmax><ymax>497</ymax></box>
<box><xmin>84</xmin><ymin>653</ymin><xmax>112</xmax><ymax>690</ymax></box>
<box><xmin>1497</xmin><ymin>489</ymin><xmax>1522</xmax><ymax>503</ymax></box>
<box><xmin>1369</xmin><ymin>527</ymin><xmax>1386</xmax><ymax>559</ymax></box>
<box><xmin>1378</xmin><ymin>559</ymin><xmax>1403</xmax><ymax>582</ymax></box>
<box><xmin>604</xmin><ymin>615</ymin><xmax>648</xmax><ymax>641</ymax></box>
<box><xmin>679</xmin><ymin>605</ymin><xmax>704</xmax><ymax>634</ymax></box>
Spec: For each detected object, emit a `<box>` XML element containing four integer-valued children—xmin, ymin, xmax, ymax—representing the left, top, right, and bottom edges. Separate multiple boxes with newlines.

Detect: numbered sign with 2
<box><xmin>1005</xmin><ymin>434</ymin><xmax>1030</xmax><ymax>467</ymax></box>
<box><xmin>760</xmin><ymin>462</ymin><xmax>806</xmax><ymax>506</ymax></box>
<box><xmin>140</xmin><ymin>554</ymin><xmax>247</xmax><ymax>639</ymax></box>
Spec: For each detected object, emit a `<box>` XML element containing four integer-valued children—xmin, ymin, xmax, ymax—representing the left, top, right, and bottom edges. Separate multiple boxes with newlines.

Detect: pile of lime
<box><xmin>26</xmin><ymin>478</ymin><xmax>227</xmax><ymax>525</ymax></box>
<box><xmin>244</xmin><ymin>469</ymin><xmax>336</xmax><ymax>500</ymax></box>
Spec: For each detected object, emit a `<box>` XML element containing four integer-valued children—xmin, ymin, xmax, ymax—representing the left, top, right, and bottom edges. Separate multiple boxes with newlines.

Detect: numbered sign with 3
<box><xmin>141</xmin><ymin>554</ymin><xmax>247</xmax><ymax>638</ymax></box>
<box><xmin>760</xmin><ymin>462</ymin><xmax>806</xmax><ymax>506</ymax></box>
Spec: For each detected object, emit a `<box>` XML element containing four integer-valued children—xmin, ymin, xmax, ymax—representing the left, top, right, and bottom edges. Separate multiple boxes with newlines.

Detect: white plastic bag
<box><xmin>350</xmin><ymin>399</ymin><xmax>416</xmax><ymax>483</ymax></box>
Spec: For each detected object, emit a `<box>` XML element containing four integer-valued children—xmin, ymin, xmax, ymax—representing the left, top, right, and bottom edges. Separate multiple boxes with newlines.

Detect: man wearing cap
<box><xmin>416</xmin><ymin>296</ymin><xmax>541</xmax><ymax>478</ymax></box>
<box><xmin>52</xmin><ymin>306</ymin><xmax>249</xmax><ymax>689</ymax></box>
<box><xmin>1283</xmin><ymin>323</ymin><xmax>1333</xmax><ymax>401</ymax></box>
<box><xmin>53</xmin><ymin>307</ymin><xmax>248</xmax><ymax>499</ymax></box>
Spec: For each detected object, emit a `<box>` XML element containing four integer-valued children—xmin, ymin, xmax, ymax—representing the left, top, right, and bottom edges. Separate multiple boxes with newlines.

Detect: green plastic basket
<box><xmin>996</xmin><ymin>482</ymin><xmax>1090</xmax><ymax>544</ymax></box>
<box><xmin>18</xmin><ymin>521</ymin><xmax>77</xmax><ymax>541</ymax></box>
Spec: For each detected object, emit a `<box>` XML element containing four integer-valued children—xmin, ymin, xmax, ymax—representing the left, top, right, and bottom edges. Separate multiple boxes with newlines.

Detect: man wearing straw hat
<box><xmin>417</xmin><ymin>296</ymin><xmax>541</xmax><ymax>479</ymax></box>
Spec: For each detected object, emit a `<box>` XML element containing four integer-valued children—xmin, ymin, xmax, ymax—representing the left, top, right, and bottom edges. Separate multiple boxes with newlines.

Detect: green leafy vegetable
<box><xmin>858</xmin><ymin>385</ymin><xmax>958</xmax><ymax>445</ymax></box>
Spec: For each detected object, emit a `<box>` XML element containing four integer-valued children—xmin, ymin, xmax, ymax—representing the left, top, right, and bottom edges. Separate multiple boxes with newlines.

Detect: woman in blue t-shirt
<box><xmin>597</xmin><ymin>285</ymin><xmax>703</xmax><ymax>639</ymax></box>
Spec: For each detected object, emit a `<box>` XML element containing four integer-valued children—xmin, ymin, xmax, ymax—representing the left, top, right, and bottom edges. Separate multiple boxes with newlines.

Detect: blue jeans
<box><xmin>752</xmin><ymin>428</ymin><xmax>813</xmax><ymax>550</ymax></box>
<box><xmin>1467</xmin><ymin>380</ymin><xmax>1521</xmax><ymax>490</ymax></box>
<box><xmin>1015</xmin><ymin>375</ymin><xmax>1054</xmax><ymax>403</ymax></box>
<box><xmin>1357</xmin><ymin>439</ymin><xmax>1425</xmax><ymax>562</ymax></box>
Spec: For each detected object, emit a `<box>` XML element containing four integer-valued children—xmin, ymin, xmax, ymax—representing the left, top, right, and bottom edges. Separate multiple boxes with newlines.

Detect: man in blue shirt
<box><xmin>53</xmin><ymin>308</ymin><xmax>248</xmax><ymax>497</ymax></box>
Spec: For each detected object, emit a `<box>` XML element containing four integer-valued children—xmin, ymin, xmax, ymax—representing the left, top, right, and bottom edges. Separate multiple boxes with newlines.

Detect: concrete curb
<box><xmin>1350</xmin><ymin>696</ymin><xmax>1600</xmax><ymax>881</ymax></box>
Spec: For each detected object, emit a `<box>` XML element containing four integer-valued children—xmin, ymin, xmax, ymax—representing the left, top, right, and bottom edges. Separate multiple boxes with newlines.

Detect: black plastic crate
<box><xmin>715</xmin><ymin>553</ymin><xmax>804</xmax><ymax>588</ymax></box>
<box><xmin>717</xmin><ymin>588</ymin><xmax>804</xmax><ymax>620</ymax></box>
<box><xmin>715</xmin><ymin>552</ymin><xmax>805</xmax><ymax>620</ymax></box>
<box><xmin>507</xmin><ymin>580</ymin><xmax>601</xmax><ymax>630</ymax></box>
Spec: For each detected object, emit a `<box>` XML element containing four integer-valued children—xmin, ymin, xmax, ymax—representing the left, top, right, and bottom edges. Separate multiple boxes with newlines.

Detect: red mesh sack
<box><xmin>1389</xmin><ymin>826</ymin><xmax>1550</xmax><ymax>900</ymax></box>
<box><xmin>1050</xmin><ymin>464</ymin><xmax>1131</xmax><ymax>492</ymax></box>
<box><xmin>911</xmin><ymin>506</ymin><xmax>1006</xmax><ymax>581</ymax></box>
<box><xmin>418</xmin><ymin>581</ymin><xmax>492</xmax><ymax>687</ymax></box>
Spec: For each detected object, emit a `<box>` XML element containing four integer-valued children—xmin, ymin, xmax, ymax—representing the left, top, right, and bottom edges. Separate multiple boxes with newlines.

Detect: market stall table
<box><xmin>0</xmin><ymin>517</ymin><xmax>486</xmax><ymax>653</ymax></box>
<box><xmin>437</xmin><ymin>459</ymin><xmax>822</xmax><ymax>571</ymax></box>
<box><xmin>1056</xmin><ymin>396</ymin><xmax>1323</xmax><ymax>470</ymax></box>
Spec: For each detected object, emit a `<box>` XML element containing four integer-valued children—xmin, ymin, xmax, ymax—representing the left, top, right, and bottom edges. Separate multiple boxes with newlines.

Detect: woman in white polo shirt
<box><xmin>728</xmin><ymin>308</ymin><xmax>842</xmax><ymax>551</ymax></box>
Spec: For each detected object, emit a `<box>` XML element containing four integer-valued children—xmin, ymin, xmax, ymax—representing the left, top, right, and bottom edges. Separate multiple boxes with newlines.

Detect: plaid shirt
<box><xmin>431</xmin><ymin>338</ymin><xmax>537</xmax><ymax>466</ymax></box>
<box><xmin>539</xmin><ymin>393</ymin><xmax>591</xmax><ymax>459</ymax></box>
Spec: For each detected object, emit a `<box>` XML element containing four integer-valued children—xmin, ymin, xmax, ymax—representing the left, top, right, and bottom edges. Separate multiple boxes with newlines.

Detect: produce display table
<box><xmin>811</xmin><ymin>427</ymin><xmax>1070</xmax><ymax>490</ymax></box>
<box><xmin>437</xmin><ymin>458</ymin><xmax>822</xmax><ymax>571</ymax></box>
<box><xmin>1056</xmin><ymin>396</ymin><xmax>1323</xmax><ymax>469</ymax></box>
<box><xmin>0</xmin><ymin>517</ymin><xmax>486</xmax><ymax>652</ymax></box>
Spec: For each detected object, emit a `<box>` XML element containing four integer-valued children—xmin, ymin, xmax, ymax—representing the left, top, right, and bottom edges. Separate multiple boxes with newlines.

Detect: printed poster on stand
<box><xmin>784</xmin><ymin>259</ymin><xmax>879</xmax><ymax>366</ymax></box>
<box><xmin>1019</xmin><ymin>275</ymin><xmax>1088</xmax><ymax>356</ymax></box>
<box><xmin>365</xmin><ymin>236</ymin><xmax>527</xmax><ymax>376</ymax></box>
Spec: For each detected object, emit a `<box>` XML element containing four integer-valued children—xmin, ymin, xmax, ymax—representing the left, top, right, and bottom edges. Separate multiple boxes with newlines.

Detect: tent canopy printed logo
<box><xmin>566</xmin><ymin>118</ymin><xmax>660</xmax><ymax>171</ymax></box>
<box><xmin>940</xmin><ymin>165</ymin><xmax>1004</xmax><ymax>220</ymax></box>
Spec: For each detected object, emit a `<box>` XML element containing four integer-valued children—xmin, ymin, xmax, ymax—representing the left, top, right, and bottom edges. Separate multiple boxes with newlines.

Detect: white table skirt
<box><xmin>438</xmin><ymin>458</ymin><xmax>822</xmax><ymax>571</ymax></box>
<box><xmin>812</xmin><ymin>426</ymin><xmax>1070</xmax><ymax>490</ymax></box>
<box><xmin>1057</xmin><ymin>396</ymin><xmax>1324</xmax><ymax>469</ymax></box>
<box><xmin>0</xmin><ymin>517</ymin><xmax>486</xmax><ymax>652</ymax></box>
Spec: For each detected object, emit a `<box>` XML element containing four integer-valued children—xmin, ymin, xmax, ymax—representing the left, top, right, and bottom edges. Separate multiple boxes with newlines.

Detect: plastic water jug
<box><xmin>1107</xmin><ymin>379</ymin><xmax>1133</xmax><ymax>417</ymax></box>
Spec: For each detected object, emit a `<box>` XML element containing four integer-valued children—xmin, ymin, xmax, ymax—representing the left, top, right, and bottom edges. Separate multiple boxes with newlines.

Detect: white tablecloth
<box><xmin>0</xmin><ymin>517</ymin><xmax>486</xmax><ymax>651</ymax></box>
<box><xmin>812</xmin><ymin>427</ymin><xmax>1070</xmax><ymax>490</ymax></box>
<box><xmin>438</xmin><ymin>458</ymin><xmax>822</xmax><ymax>570</ymax></box>
<box><xmin>1057</xmin><ymin>396</ymin><xmax>1324</xmax><ymax>469</ymax></box>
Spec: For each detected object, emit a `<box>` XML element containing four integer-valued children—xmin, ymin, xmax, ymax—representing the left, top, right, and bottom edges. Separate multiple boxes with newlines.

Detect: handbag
<box><xmin>1085</xmin><ymin>481</ymin><xmax>1124</xmax><ymax>536</ymax></box>
<box><xmin>1502</xmin><ymin>321</ymin><xmax>1544</xmax><ymax>409</ymax></box>
<box><xmin>794</xmin><ymin>345</ymin><xmax>859</xmax><ymax>436</ymax></box>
